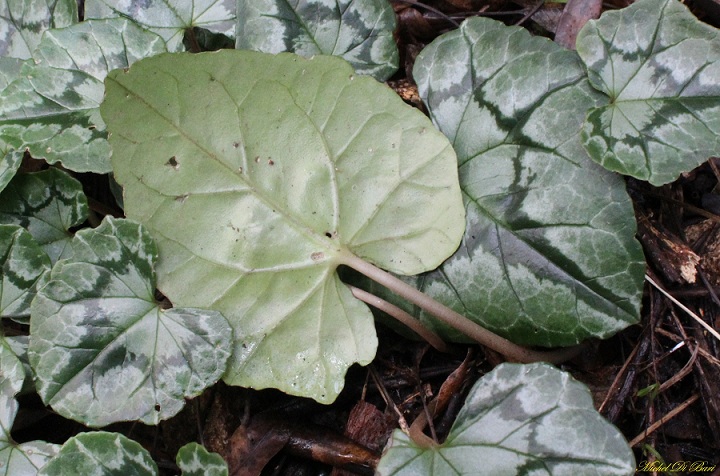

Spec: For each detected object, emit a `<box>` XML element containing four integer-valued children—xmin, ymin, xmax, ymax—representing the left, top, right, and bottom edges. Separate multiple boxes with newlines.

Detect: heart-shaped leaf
<box><xmin>237</xmin><ymin>0</ymin><xmax>399</xmax><ymax>80</ymax></box>
<box><xmin>0</xmin><ymin>57</ymin><xmax>26</xmax><ymax>90</ymax></box>
<box><xmin>0</xmin><ymin>149</ymin><xmax>23</xmax><ymax>193</ymax></box>
<box><xmin>85</xmin><ymin>0</ymin><xmax>236</xmax><ymax>52</ymax></box>
<box><xmin>407</xmin><ymin>17</ymin><xmax>645</xmax><ymax>347</ymax></box>
<box><xmin>377</xmin><ymin>363</ymin><xmax>635</xmax><ymax>475</ymax></box>
<box><xmin>0</xmin><ymin>168</ymin><xmax>88</xmax><ymax>263</ymax></box>
<box><xmin>0</xmin><ymin>0</ymin><xmax>77</xmax><ymax>59</ymax></box>
<box><xmin>29</xmin><ymin>217</ymin><xmax>233</xmax><ymax>426</ymax></box>
<box><xmin>577</xmin><ymin>0</ymin><xmax>720</xmax><ymax>185</ymax></box>
<box><xmin>0</xmin><ymin>18</ymin><xmax>167</xmax><ymax>173</ymax></box>
<box><xmin>176</xmin><ymin>443</ymin><xmax>228</xmax><ymax>476</ymax></box>
<box><xmin>0</xmin><ymin>338</ymin><xmax>59</xmax><ymax>474</ymax></box>
<box><xmin>38</xmin><ymin>432</ymin><xmax>157</xmax><ymax>476</ymax></box>
<box><xmin>0</xmin><ymin>224</ymin><xmax>51</xmax><ymax>320</ymax></box>
<box><xmin>103</xmin><ymin>50</ymin><xmax>465</xmax><ymax>403</ymax></box>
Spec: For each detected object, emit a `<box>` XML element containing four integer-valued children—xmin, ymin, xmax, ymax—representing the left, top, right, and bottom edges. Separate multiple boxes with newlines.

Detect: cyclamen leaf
<box><xmin>0</xmin><ymin>0</ymin><xmax>77</xmax><ymax>59</ymax></box>
<box><xmin>29</xmin><ymin>217</ymin><xmax>232</xmax><ymax>427</ymax></box>
<box><xmin>0</xmin><ymin>339</ymin><xmax>59</xmax><ymax>475</ymax></box>
<box><xmin>577</xmin><ymin>0</ymin><xmax>720</xmax><ymax>185</ymax></box>
<box><xmin>176</xmin><ymin>443</ymin><xmax>228</xmax><ymax>476</ymax></box>
<box><xmin>237</xmin><ymin>0</ymin><xmax>399</xmax><ymax>80</ymax></box>
<box><xmin>0</xmin><ymin>18</ymin><xmax>167</xmax><ymax>174</ymax></box>
<box><xmin>0</xmin><ymin>57</ymin><xmax>26</xmax><ymax>90</ymax></box>
<box><xmin>377</xmin><ymin>363</ymin><xmax>635</xmax><ymax>475</ymax></box>
<box><xmin>410</xmin><ymin>17</ymin><xmax>645</xmax><ymax>347</ymax></box>
<box><xmin>103</xmin><ymin>50</ymin><xmax>464</xmax><ymax>403</ymax></box>
<box><xmin>0</xmin><ymin>149</ymin><xmax>23</xmax><ymax>193</ymax></box>
<box><xmin>85</xmin><ymin>0</ymin><xmax>236</xmax><ymax>52</ymax></box>
<box><xmin>0</xmin><ymin>224</ymin><xmax>51</xmax><ymax>320</ymax></box>
<box><xmin>0</xmin><ymin>168</ymin><xmax>88</xmax><ymax>263</ymax></box>
<box><xmin>38</xmin><ymin>432</ymin><xmax>158</xmax><ymax>476</ymax></box>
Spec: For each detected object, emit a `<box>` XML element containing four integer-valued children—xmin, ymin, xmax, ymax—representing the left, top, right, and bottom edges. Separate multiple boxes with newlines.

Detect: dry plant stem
<box><xmin>645</xmin><ymin>274</ymin><xmax>720</xmax><ymax>342</ymax></box>
<box><xmin>349</xmin><ymin>285</ymin><xmax>450</xmax><ymax>353</ymax></box>
<box><xmin>628</xmin><ymin>394</ymin><xmax>700</xmax><ymax>447</ymax></box>
<box><xmin>342</xmin><ymin>253</ymin><xmax>583</xmax><ymax>364</ymax></box>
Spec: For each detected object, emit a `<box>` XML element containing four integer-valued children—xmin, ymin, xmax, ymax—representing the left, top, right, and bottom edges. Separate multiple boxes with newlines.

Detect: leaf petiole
<box><xmin>341</xmin><ymin>252</ymin><xmax>584</xmax><ymax>363</ymax></box>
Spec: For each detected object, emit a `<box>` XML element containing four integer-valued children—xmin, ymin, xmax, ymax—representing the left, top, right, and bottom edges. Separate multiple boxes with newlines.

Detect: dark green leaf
<box><xmin>29</xmin><ymin>217</ymin><xmax>232</xmax><ymax>426</ymax></box>
<box><xmin>408</xmin><ymin>17</ymin><xmax>645</xmax><ymax>346</ymax></box>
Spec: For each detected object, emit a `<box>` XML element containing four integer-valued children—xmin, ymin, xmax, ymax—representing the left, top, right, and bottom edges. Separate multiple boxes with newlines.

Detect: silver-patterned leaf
<box><xmin>237</xmin><ymin>0</ymin><xmax>398</xmax><ymax>80</ymax></box>
<box><xmin>29</xmin><ymin>217</ymin><xmax>233</xmax><ymax>427</ymax></box>
<box><xmin>0</xmin><ymin>0</ymin><xmax>76</xmax><ymax>59</ymax></box>
<box><xmin>85</xmin><ymin>0</ymin><xmax>236</xmax><ymax>52</ymax></box>
<box><xmin>0</xmin><ymin>224</ymin><xmax>51</xmax><ymax>320</ymax></box>
<box><xmin>0</xmin><ymin>18</ymin><xmax>167</xmax><ymax>174</ymax></box>
<box><xmin>407</xmin><ymin>17</ymin><xmax>645</xmax><ymax>347</ymax></box>
<box><xmin>0</xmin><ymin>339</ymin><xmax>59</xmax><ymax>475</ymax></box>
<box><xmin>176</xmin><ymin>443</ymin><xmax>228</xmax><ymax>476</ymax></box>
<box><xmin>377</xmin><ymin>363</ymin><xmax>635</xmax><ymax>475</ymax></box>
<box><xmin>0</xmin><ymin>57</ymin><xmax>26</xmax><ymax>90</ymax></box>
<box><xmin>38</xmin><ymin>432</ymin><xmax>158</xmax><ymax>476</ymax></box>
<box><xmin>0</xmin><ymin>149</ymin><xmax>22</xmax><ymax>194</ymax></box>
<box><xmin>577</xmin><ymin>0</ymin><xmax>720</xmax><ymax>185</ymax></box>
<box><xmin>0</xmin><ymin>168</ymin><xmax>88</xmax><ymax>263</ymax></box>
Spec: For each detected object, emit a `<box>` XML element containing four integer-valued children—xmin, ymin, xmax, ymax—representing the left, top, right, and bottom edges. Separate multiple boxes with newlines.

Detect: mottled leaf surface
<box><xmin>377</xmin><ymin>363</ymin><xmax>635</xmax><ymax>475</ymax></box>
<box><xmin>0</xmin><ymin>168</ymin><xmax>87</xmax><ymax>263</ymax></box>
<box><xmin>38</xmin><ymin>432</ymin><xmax>158</xmax><ymax>476</ymax></box>
<box><xmin>237</xmin><ymin>0</ymin><xmax>398</xmax><ymax>80</ymax></box>
<box><xmin>0</xmin><ymin>57</ymin><xmax>25</xmax><ymax>90</ymax></box>
<box><xmin>0</xmin><ymin>150</ymin><xmax>22</xmax><ymax>194</ymax></box>
<box><xmin>0</xmin><ymin>0</ymin><xmax>76</xmax><ymax>59</ymax></box>
<box><xmin>176</xmin><ymin>443</ymin><xmax>228</xmax><ymax>476</ymax></box>
<box><xmin>103</xmin><ymin>50</ymin><xmax>464</xmax><ymax>403</ymax></box>
<box><xmin>577</xmin><ymin>0</ymin><xmax>720</xmax><ymax>185</ymax></box>
<box><xmin>409</xmin><ymin>17</ymin><xmax>644</xmax><ymax>346</ymax></box>
<box><xmin>0</xmin><ymin>18</ymin><xmax>166</xmax><ymax>173</ymax></box>
<box><xmin>0</xmin><ymin>225</ymin><xmax>50</xmax><ymax>320</ymax></box>
<box><xmin>29</xmin><ymin>217</ymin><xmax>232</xmax><ymax>427</ymax></box>
<box><xmin>0</xmin><ymin>339</ymin><xmax>59</xmax><ymax>475</ymax></box>
<box><xmin>85</xmin><ymin>0</ymin><xmax>236</xmax><ymax>52</ymax></box>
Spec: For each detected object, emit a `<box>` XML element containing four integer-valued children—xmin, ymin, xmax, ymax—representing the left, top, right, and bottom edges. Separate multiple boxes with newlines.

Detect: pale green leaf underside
<box><xmin>0</xmin><ymin>224</ymin><xmax>51</xmax><ymax>320</ymax></box>
<box><xmin>28</xmin><ymin>217</ymin><xmax>232</xmax><ymax>427</ymax></box>
<box><xmin>237</xmin><ymin>0</ymin><xmax>398</xmax><ymax>80</ymax></box>
<box><xmin>0</xmin><ymin>18</ymin><xmax>167</xmax><ymax>174</ymax></box>
<box><xmin>85</xmin><ymin>0</ymin><xmax>236</xmax><ymax>52</ymax></box>
<box><xmin>176</xmin><ymin>443</ymin><xmax>228</xmax><ymax>476</ymax></box>
<box><xmin>38</xmin><ymin>432</ymin><xmax>158</xmax><ymax>476</ymax></box>
<box><xmin>0</xmin><ymin>168</ymin><xmax>88</xmax><ymax>263</ymax></box>
<box><xmin>0</xmin><ymin>0</ymin><xmax>76</xmax><ymax>59</ymax></box>
<box><xmin>377</xmin><ymin>363</ymin><xmax>635</xmax><ymax>476</ymax></box>
<box><xmin>412</xmin><ymin>18</ymin><xmax>645</xmax><ymax>346</ymax></box>
<box><xmin>104</xmin><ymin>50</ymin><xmax>464</xmax><ymax>403</ymax></box>
<box><xmin>577</xmin><ymin>0</ymin><xmax>720</xmax><ymax>185</ymax></box>
<box><xmin>0</xmin><ymin>340</ymin><xmax>59</xmax><ymax>475</ymax></box>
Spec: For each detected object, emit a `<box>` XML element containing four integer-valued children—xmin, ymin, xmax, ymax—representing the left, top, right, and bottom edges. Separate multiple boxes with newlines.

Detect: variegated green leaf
<box><xmin>577</xmin><ymin>0</ymin><xmax>720</xmax><ymax>185</ymax></box>
<box><xmin>0</xmin><ymin>150</ymin><xmax>23</xmax><ymax>194</ymax></box>
<box><xmin>0</xmin><ymin>18</ymin><xmax>167</xmax><ymax>174</ymax></box>
<box><xmin>377</xmin><ymin>363</ymin><xmax>635</xmax><ymax>475</ymax></box>
<box><xmin>0</xmin><ymin>224</ymin><xmax>51</xmax><ymax>320</ymax></box>
<box><xmin>85</xmin><ymin>0</ymin><xmax>236</xmax><ymax>52</ymax></box>
<box><xmin>0</xmin><ymin>168</ymin><xmax>87</xmax><ymax>263</ymax></box>
<box><xmin>237</xmin><ymin>0</ymin><xmax>398</xmax><ymax>80</ymax></box>
<box><xmin>176</xmin><ymin>443</ymin><xmax>228</xmax><ymax>476</ymax></box>
<box><xmin>0</xmin><ymin>339</ymin><xmax>59</xmax><ymax>475</ymax></box>
<box><xmin>103</xmin><ymin>50</ymin><xmax>464</xmax><ymax>403</ymax></box>
<box><xmin>408</xmin><ymin>17</ymin><xmax>645</xmax><ymax>346</ymax></box>
<box><xmin>0</xmin><ymin>57</ymin><xmax>26</xmax><ymax>90</ymax></box>
<box><xmin>38</xmin><ymin>432</ymin><xmax>158</xmax><ymax>476</ymax></box>
<box><xmin>0</xmin><ymin>0</ymin><xmax>76</xmax><ymax>59</ymax></box>
<box><xmin>29</xmin><ymin>217</ymin><xmax>232</xmax><ymax>427</ymax></box>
